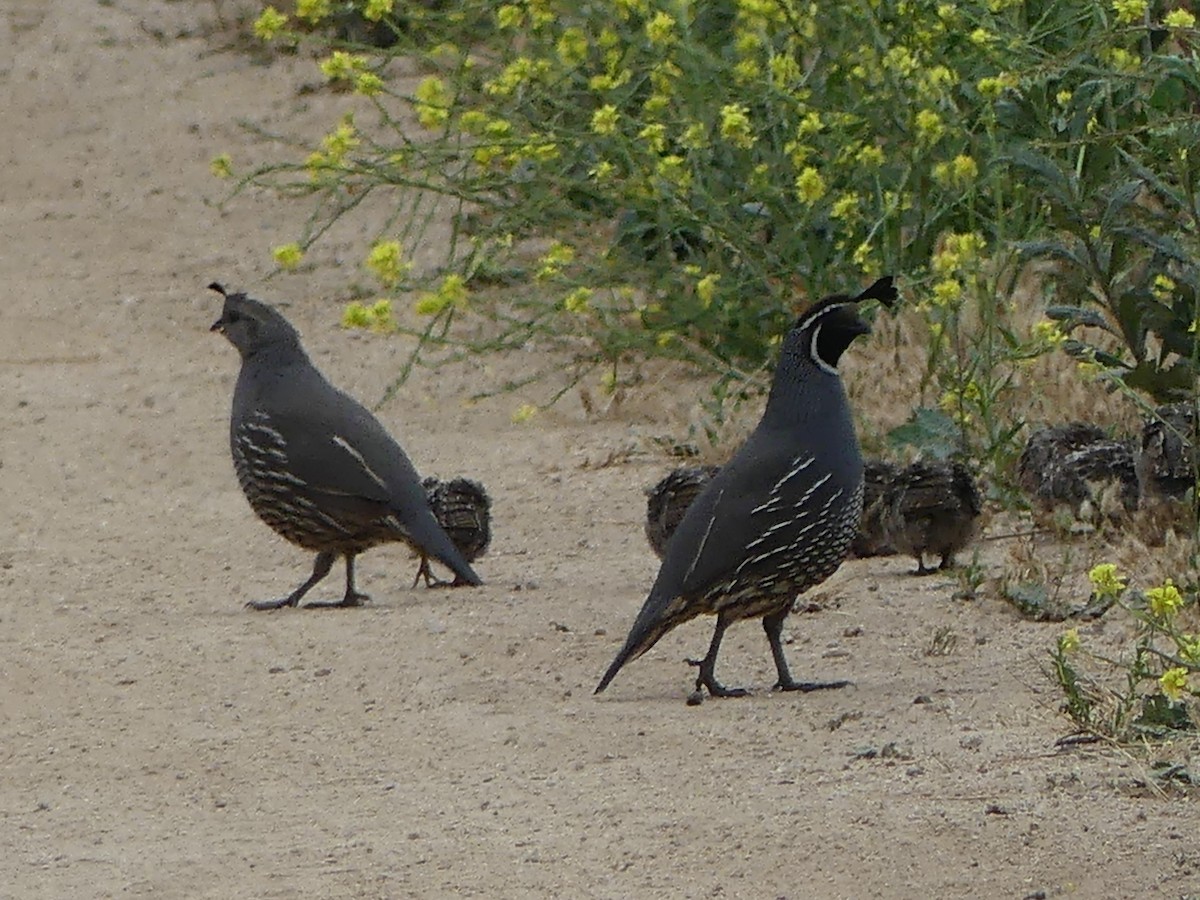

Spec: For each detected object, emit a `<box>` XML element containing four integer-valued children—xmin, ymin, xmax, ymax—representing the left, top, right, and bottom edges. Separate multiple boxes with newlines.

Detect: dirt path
<box><xmin>1</xmin><ymin>3</ymin><xmax>1197</xmax><ymax>897</ymax></box>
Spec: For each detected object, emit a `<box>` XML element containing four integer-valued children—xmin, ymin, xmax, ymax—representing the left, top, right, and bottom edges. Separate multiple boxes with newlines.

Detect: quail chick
<box><xmin>644</xmin><ymin>465</ymin><xmax>721</xmax><ymax>559</ymax></box>
<box><xmin>421</xmin><ymin>476</ymin><xmax>492</xmax><ymax>583</ymax></box>
<box><xmin>884</xmin><ymin>460</ymin><xmax>982</xmax><ymax>575</ymax></box>
<box><xmin>850</xmin><ymin>459</ymin><xmax>900</xmax><ymax>558</ymax></box>
<box><xmin>1139</xmin><ymin>402</ymin><xmax>1199</xmax><ymax>501</ymax></box>
<box><xmin>1019</xmin><ymin>423</ymin><xmax>1138</xmax><ymax>519</ymax></box>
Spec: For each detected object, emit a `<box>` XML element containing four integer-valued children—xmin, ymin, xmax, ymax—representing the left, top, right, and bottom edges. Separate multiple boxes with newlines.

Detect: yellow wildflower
<box><xmin>366</xmin><ymin>240</ymin><xmax>409</xmax><ymax>287</ymax></box>
<box><xmin>645</xmin><ymin>11</ymin><xmax>676</xmax><ymax>45</ymax></box>
<box><xmin>1088</xmin><ymin>563</ymin><xmax>1126</xmax><ymax>598</ymax></box>
<box><xmin>253</xmin><ymin>6</ymin><xmax>287</xmax><ymax>40</ymax></box>
<box><xmin>563</xmin><ymin>287</ymin><xmax>592</xmax><ymax>314</ymax></box>
<box><xmin>1165</xmin><ymin>8</ymin><xmax>1196</xmax><ymax>28</ymax></box>
<box><xmin>414</xmin><ymin>77</ymin><xmax>452</xmax><ymax>129</ymax></box>
<box><xmin>591</xmin><ymin>105</ymin><xmax>620</xmax><ymax>136</ymax></box>
<box><xmin>696</xmin><ymin>273</ymin><xmax>720</xmax><ymax>308</ymax></box>
<box><xmin>209</xmin><ymin>153</ymin><xmax>233</xmax><ymax>178</ymax></box>
<box><xmin>794</xmin><ymin>167</ymin><xmax>827</xmax><ymax>204</ymax></box>
<box><xmin>512</xmin><ymin>403</ymin><xmax>539</xmax><ymax>424</ymax></box>
<box><xmin>1059</xmin><ymin>628</ymin><xmax>1081</xmax><ymax>654</ymax></box>
<box><xmin>364</xmin><ymin>0</ymin><xmax>394</xmax><ymax>20</ymax></box>
<box><xmin>295</xmin><ymin>0</ymin><xmax>331</xmax><ymax>24</ymax></box>
<box><xmin>1160</xmin><ymin>667</ymin><xmax>1190</xmax><ymax>701</ymax></box>
<box><xmin>719</xmin><ymin>104</ymin><xmax>756</xmax><ymax>149</ymax></box>
<box><xmin>1147</xmin><ymin>579</ymin><xmax>1184</xmax><ymax>619</ymax></box>
<box><xmin>272</xmin><ymin>243</ymin><xmax>304</xmax><ymax>271</ymax></box>
<box><xmin>1111</xmin><ymin>0</ymin><xmax>1147</xmax><ymax>25</ymax></box>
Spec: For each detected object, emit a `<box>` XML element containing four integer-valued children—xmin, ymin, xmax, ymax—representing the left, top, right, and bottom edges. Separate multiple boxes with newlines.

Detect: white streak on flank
<box><xmin>684</xmin><ymin>488</ymin><xmax>724</xmax><ymax>584</ymax></box>
<box><xmin>331</xmin><ymin>434</ymin><xmax>388</xmax><ymax>490</ymax></box>
<box><xmin>771</xmin><ymin>455</ymin><xmax>815</xmax><ymax>495</ymax></box>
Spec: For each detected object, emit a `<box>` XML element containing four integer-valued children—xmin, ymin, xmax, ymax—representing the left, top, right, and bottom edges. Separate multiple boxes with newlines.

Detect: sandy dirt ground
<box><xmin>3</xmin><ymin>2</ymin><xmax>1200</xmax><ymax>898</ymax></box>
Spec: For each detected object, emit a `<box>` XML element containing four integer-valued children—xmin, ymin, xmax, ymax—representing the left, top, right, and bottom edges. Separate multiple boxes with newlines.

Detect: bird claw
<box><xmin>775</xmin><ymin>678</ymin><xmax>851</xmax><ymax>693</ymax></box>
<box><xmin>304</xmin><ymin>592</ymin><xmax>370</xmax><ymax>609</ymax></box>
<box><xmin>686</xmin><ymin>658</ymin><xmax>749</xmax><ymax>698</ymax></box>
<box><xmin>245</xmin><ymin>597</ymin><xmax>298</xmax><ymax>611</ymax></box>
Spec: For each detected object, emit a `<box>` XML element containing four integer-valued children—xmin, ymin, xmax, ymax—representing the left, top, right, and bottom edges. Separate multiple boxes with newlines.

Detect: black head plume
<box><xmin>208</xmin><ymin>282</ymin><xmax>303</xmax><ymax>360</ymax></box>
<box><xmin>778</xmin><ymin>276</ymin><xmax>897</xmax><ymax>374</ymax></box>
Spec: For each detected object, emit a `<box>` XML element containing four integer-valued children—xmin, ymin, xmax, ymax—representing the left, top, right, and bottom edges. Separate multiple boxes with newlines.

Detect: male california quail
<box><xmin>596</xmin><ymin>276</ymin><xmax>897</xmax><ymax>697</ymax></box>
<box><xmin>1019</xmin><ymin>423</ymin><xmax>1139</xmax><ymax>518</ymax></box>
<box><xmin>850</xmin><ymin>459</ymin><xmax>900</xmax><ymax>558</ymax></box>
<box><xmin>421</xmin><ymin>476</ymin><xmax>492</xmax><ymax>581</ymax></box>
<box><xmin>883</xmin><ymin>460</ymin><xmax>981</xmax><ymax>574</ymax></box>
<box><xmin>644</xmin><ymin>465</ymin><xmax>721</xmax><ymax>559</ymax></box>
<box><xmin>210</xmin><ymin>283</ymin><xmax>482</xmax><ymax>609</ymax></box>
<box><xmin>1138</xmin><ymin>402</ymin><xmax>1199</xmax><ymax>501</ymax></box>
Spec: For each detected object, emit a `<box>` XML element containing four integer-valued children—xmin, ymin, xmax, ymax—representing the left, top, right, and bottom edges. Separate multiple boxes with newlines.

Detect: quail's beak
<box><xmin>210</xmin><ymin>318</ymin><xmax>226</xmax><ymax>334</ymax></box>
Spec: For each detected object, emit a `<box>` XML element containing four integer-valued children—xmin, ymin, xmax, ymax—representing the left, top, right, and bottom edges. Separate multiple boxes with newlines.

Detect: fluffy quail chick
<box><xmin>644</xmin><ymin>465</ymin><xmax>721</xmax><ymax>559</ymax></box>
<box><xmin>421</xmin><ymin>477</ymin><xmax>492</xmax><ymax>584</ymax></box>
<box><xmin>210</xmin><ymin>283</ymin><xmax>482</xmax><ymax>609</ymax></box>
<box><xmin>1138</xmin><ymin>402</ymin><xmax>1199</xmax><ymax>501</ymax></box>
<box><xmin>850</xmin><ymin>459</ymin><xmax>900</xmax><ymax>558</ymax></box>
<box><xmin>597</xmin><ymin>276</ymin><xmax>897</xmax><ymax>698</ymax></box>
<box><xmin>884</xmin><ymin>460</ymin><xmax>981</xmax><ymax>575</ymax></box>
<box><xmin>1019</xmin><ymin>424</ymin><xmax>1138</xmax><ymax>519</ymax></box>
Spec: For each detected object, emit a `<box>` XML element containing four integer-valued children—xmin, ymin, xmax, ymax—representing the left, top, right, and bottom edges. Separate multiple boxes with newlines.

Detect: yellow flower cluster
<box><xmin>1058</xmin><ymin>628</ymin><xmax>1081</xmax><ymax>654</ymax></box>
<box><xmin>253</xmin><ymin>6</ymin><xmax>287</xmax><ymax>41</ymax></box>
<box><xmin>1146</xmin><ymin>578</ymin><xmax>1183</xmax><ymax>619</ymax></box>
<box><xmin>1031</xmin><ymin>319</ymin><xmax>1067</xmax><ymax>347</ymax></box>
<box><xmin>1165</xmin><ymin>8</ymin><xmax>1197</xmax><ymax>28</ymax></box>
<box><xmin>557</xmin><ymin>28</ymin><xmax>589</xmax><ymax>67</ymax></box>
<box><xmin>272</xmin><ymin>243</ymin><xmax>304</xmax><ymax>271</ymax></box>
<box><xmin>795</xmin><ymin>167</ymin><xmax>826</xmax><ymax>205</ymax></box>
<box><xmin>295</xmin><ymin>0</ymin><xmax>330</xmax><ymax>25</ymax></box>
<box><xmin>210</xmin><ymin>153</ymin><xmax>233</xmax><ymax>179</ymax></box>
<box><xmin>364</xmin><ymin>0</ymin><xmax>394</xmax><ymax>21</ymax></box>
<box><xmin>366</xmin><ymin>241</ymin><xmax>411</xmax><ymax>287</ymax></box>
<box><xmin>341</xmin><ymin>299</ymin><xmax>397</xmax><ymax>333</ymax></box>
<box><xmin>415</xmin><ymin>274</ymin><xmax>469</xmax><ymax>316</ymax></box>
<box><xmin>1111</xmin><ymin>0</ymin><xmax>1147</xmax><ymax>25</ymax></box>
<box><xmin>537</xmin><ymin>242</ymin><xmax>575</xmax><ymax>280</ymax></box>
<box><xmin>1160</xmin><ymin>667</ymin><xmax>1190</xmax><ymax>701</ymax></box>
<box><xmin>563</xmin><ymin>287</ymin><xmax>593</xmax><ymax>314</ymax></box>
<box><xmin>591</xmin><ymin>105</ymin><xmax>620</xmax><ymax>136</ymax></box>
<box><xmin>933</xmin><ymin>154</ymin><xmax>978</xmax><ymax>187</ymax></box>
<box><xmin>1088</xmin><ymin>563</ymin><xmax>1126</xmax><ymax>598</ymax></box>
<box><xmin>414</xmin><ymin>77</ymin><xmax>452</xmax><ymax>129</ymax></box>
<box><xmin>719</xmin><ymin>104</ymin><xmax>756</xmax><ymax>149</ymax></box>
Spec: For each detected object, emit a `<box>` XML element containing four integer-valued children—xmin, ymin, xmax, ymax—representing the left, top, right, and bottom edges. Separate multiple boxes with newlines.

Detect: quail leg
<box><xmin>306</xmin><ymin>554</ymin><xmax>370</xmax><ymax>608</ymax></box>
<box><xmin>763</xmin><ymin>608</ymin><xmax>850</xmax><ymax>693</ymax></box>
<box><xmin>412</xmin><ymin>556</ymin><xmax>475</xmax><ymax>589</ymax></box>
<box><xmin>937</xmin><ymin>551</ymin><xmax>956</xmax><ymax>571</ymax></box>
<box><xmin>687</xmin><ymin>613</ymin><xmax>748</xmax><ymax>697</ymax></box>
<box><xmin>913</xmin><ymin>554</ymin><xmax>937</xmax><ymax>576</ymax></box>
<box><xmin>247</xmin><ymin>551</ymin><xmax>335</xmax><ymax>611</ymax></box>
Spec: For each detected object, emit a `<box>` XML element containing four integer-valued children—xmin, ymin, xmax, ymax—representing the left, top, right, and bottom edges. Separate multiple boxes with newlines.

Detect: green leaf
<box><xmin>1134</xmin><ymin>694</ymin><xmax>1193</xmax><ymax>737</ymax></box>
<box><xmin>886</xmin><ymin>407</ymin><xmax>961</xmax><ymax>460</ymax></box>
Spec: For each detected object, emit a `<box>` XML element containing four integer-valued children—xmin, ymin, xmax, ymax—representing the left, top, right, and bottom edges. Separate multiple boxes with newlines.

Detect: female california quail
<box><xmin>1138</xmin><ymin>402</ymin><xmax>1198</xmax><ymax>501</ymax></box>
<box><xmin>644</xmin><ymin>465</ymin><xmax>721</xmax><ymax>559</ymax></box>
<box><xmin>210</xmin><ymin>283</ymin><xmax>482</xmax><ymax>610</ymax></box>
<box><xmin>1019</xmin><ymin>423</ymin><xmax>1139</xmax><ymax>518</ymax></box>
<box><xmin>850</xmin><ymin>459</ymin><xmax>900</xmax><ymax>558</ymax></box>
<box><xmin>883</xmin><ymin>460</ymin><xmax>981</xmax><ymax>574</ymax></box>
<box><xmin>421</xmin><ymin>476</ymin><xmax>492</xmax><ymax>582</ymax></box>
<box><xmin>596</xmin><ymin>276</ymin><xmax>897</xmax><ymax>697</ymax></box>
